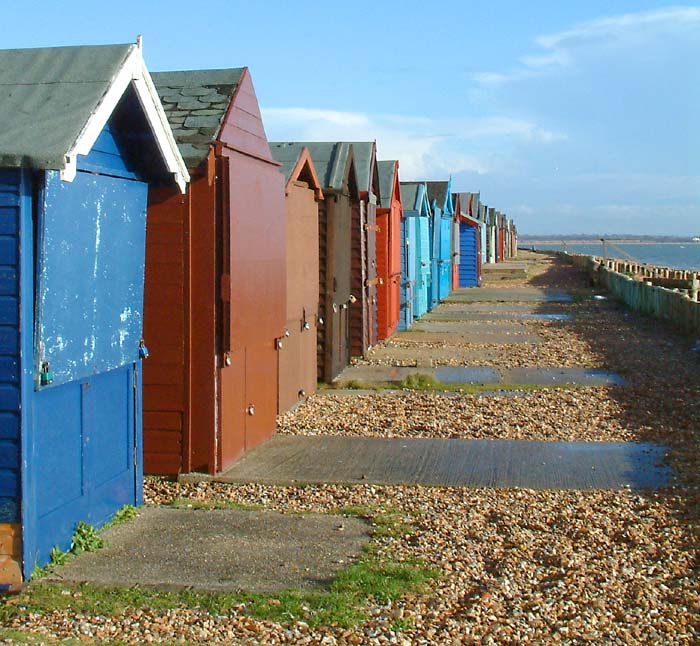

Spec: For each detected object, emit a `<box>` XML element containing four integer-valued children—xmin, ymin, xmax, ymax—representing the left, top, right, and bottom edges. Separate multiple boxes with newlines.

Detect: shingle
<box><xmin>0</xmin><ymin>43</ymin><xmax>133</xmax><ymax>169</ymax></box>
<box><xmin>151</xmin><ymin>68</ymin><xmax>244</xmax><ymax>167</ymax></box>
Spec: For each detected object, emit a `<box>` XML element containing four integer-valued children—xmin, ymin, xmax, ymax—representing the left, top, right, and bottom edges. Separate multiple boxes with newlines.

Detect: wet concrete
<box><xmin>424</xmin><ymin>311</ymin><xmax>573</xmax><ymax>322</ymax></box>
<box><xmin>47</xmin><ymin>508</ymin><xmax>370</xmax><ymax>593</ymax></box>
<box><xmin>502</xmin><ymin>367</ymin><xmax>627</xmax><ymax>386</ymax></box>
<box><xmin>183</xmin><ymin>436</ymin><xmax>671</xmax><ymax>491</ymax></box>
<box><xmin>446</xmin><ymin>288</ymin><xmax>572</xmax><ymax>303</ymax></box>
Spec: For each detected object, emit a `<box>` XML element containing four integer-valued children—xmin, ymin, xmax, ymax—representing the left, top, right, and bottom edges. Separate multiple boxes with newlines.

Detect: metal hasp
<box><xmin>143</xmin><ymin>68</ymin><xmax>286</xmax><ymax>476</ymax></box>
<box><xmin>0</xmin><ymin>41</ymin><xmax>188</xmax><ymax>584</ymax></box>
<box><xmin>268</xmin><ymin>145</ymin><xmax>323</xmax><ymax>414</ymax></box>
<box><xmin>400</xmin><ymin>182</ymin><xmax>432</xmax><ymax>321</ymax></box>
<box><xmin>375</xmin><ymin>160</ymin><xmax>403</xmax><ymax>341</ymax></box>
<box><xmin>453</xmin><ymin>192</ymin><xmax>483</xmax><ymax>288</ymax></box>
<box><xmin>269</xmin><ymin>142</ymin><xmax>359</xmax><ymax>384</ymax></box>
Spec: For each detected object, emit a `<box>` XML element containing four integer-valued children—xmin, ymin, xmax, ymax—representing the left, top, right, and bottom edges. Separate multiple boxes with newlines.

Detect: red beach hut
<box><xmin>376</xmin><ymin>160</ymin><xmax>403</xmax><ymax>340</ymax></box>
<box><xmin>143</xmin><ymin>68</ymin><xmax>286</xmax><ymax>475</ymax></box>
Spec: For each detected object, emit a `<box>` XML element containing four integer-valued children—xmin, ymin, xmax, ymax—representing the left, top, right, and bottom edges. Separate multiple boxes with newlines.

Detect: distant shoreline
<box><xmin>522</xmin><ymin>240</ymin><xmax>699</xmax><ymax>245</ymax></box>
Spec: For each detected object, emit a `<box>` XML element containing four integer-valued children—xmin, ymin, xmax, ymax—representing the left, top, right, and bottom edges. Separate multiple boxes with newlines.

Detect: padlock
<box><xmin>40</xmin><ymin>361</ymin><xmax>53</xmax><ymax>386</ymax></box>
<box><xmin>139</xmin><ymin>339</ymin><xmax>149</xmax><ymax>360</ymax></box>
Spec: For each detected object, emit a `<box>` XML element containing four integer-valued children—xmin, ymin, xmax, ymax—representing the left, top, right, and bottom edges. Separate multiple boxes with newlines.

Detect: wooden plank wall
<box><xmin>0</xmin><ymin>169</ymin><xmax>22</xmax><ymax>586</ymax></box>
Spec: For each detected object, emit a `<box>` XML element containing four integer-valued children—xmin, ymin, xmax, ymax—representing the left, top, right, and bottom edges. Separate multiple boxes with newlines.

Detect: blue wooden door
<box><xmin>439</xmin><ymin>217</ymin><xmax>452</xmax><ymax>300</ymax></box>
<box><xmin>405</xmin><ymin>217</ymin><xmax>416</xmax><ymax>329</ymax></box>
<box><xmin>24</xmin><ymin>170</ymin><xmax>145</xmax><ymax>571</ymax></box>
<box><xmin>429</xmin><ymin>210</ymin><xmax>440</xmax><ymax>310</ymax></box>
<box><xmin>416</xmin><ymin>217</ymin><xmax>430</xmax><ymax>318</ymax></box>
<box><xmin>459</xmin><ymin>223</ymin><xmax>478</xmax><ymax>287</ymax></box>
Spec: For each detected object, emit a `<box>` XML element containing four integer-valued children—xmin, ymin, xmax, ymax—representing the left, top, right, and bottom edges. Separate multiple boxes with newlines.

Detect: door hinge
<box><xmin>133</xmin><ymin>367</ymin><xmax>138</xmax><ymax>390</ymax></box>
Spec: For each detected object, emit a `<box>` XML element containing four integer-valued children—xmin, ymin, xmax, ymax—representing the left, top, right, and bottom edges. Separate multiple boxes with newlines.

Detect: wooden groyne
<box><xmin>560</xmin><ymin>252</ymin><xmax>700</xmax><ymax>336</ymax></box>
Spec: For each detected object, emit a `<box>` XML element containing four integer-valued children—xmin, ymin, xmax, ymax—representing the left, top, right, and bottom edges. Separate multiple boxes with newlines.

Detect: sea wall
<box><xmin>565</xmin><ymin>253</ymin><xmax>700</xmax><ymax>337</ymax></box>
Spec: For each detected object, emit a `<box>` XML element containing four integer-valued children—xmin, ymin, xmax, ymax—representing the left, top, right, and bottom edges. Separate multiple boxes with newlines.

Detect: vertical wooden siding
<box><xmin>0</xmin><ymin>169</ymin><xmax>22</xmax><ymax>586</ymax></box>
<box><xmin>143</xmin><ymin>185</ymin><xmax>188</xmax><ymax>475</ymax></box>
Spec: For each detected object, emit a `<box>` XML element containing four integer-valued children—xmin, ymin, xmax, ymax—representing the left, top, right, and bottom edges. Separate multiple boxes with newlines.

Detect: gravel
<box><xmin>5</xmin><ymin>253</ymin><xmax>700</xmax><ymax>645</ymax></box>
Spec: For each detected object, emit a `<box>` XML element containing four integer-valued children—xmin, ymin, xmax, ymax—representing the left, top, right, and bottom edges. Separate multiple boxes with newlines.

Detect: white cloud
<box><xmin>474</xmin><ymin>6</ymin><xmax>700</xmax><ymax>86</ymax></box>
<box><xmin>262</xmin><ymin>107</ymin><xmax>564</xmax><ymax>180</ymax></box>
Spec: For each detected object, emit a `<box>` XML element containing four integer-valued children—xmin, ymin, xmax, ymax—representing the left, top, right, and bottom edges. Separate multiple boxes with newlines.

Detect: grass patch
<box><xmin>396</xmin><ymin>373</ymin><xmax>441</xmax><ymax>390</ymax></box>
<box><xmin>10</xmin><ymin>507</ymin><xmax>438</xmax><ymax>630</ymax></box>
<box><xmin>333</xmin><ymin>379</ymin><xmax>384</xmax><ymax>391</ymax></box>
<box><xmin>170</xmin><ymin>498</ymin><xmax>264</xmax><ymax>512</ymax></box>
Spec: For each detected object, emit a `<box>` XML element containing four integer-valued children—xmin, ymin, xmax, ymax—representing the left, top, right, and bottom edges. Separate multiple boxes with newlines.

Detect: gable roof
<box><xmin>348</xmin><ymin>142</ymin><xmax>375</xmax><ymax>194</ymax></box>
<box><xmin>377</xmin><ymin>160</ymin><xmax>399</xmax><ymax>209</ymax></box>
<box><xmin>0</xmin><ymin>42</ymin><xmax>188</xmax><ymax>191</ymax></box>
<box><xmin>270</xmin><ymin>142</ymin><xmax>356</xmax><ymax>193</ymax></box>
<box><xmin>152</xmin><ymin>68</ymin><xmax>245</xmax><ymax>168</ymax></box>
<box><xmin>425</xmin><ymin>180</ymin><xmax>454</xmax><ymax>215</ymax></box>
<box><xmin>400</xmin><ymin>181</ymin><xmax>431</xmax><ymax>215</ymax></box>
<box><xmin>268</xmin><ymin>144</ymin><xmax>323</xmax><ymax>199</ymax></box>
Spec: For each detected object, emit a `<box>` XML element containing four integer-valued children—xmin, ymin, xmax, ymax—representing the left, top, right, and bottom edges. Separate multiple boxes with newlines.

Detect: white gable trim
<box><xmin>60</xmin><ymin>44</ymin><xmax>189</xmax><ymax>193</ymax></box>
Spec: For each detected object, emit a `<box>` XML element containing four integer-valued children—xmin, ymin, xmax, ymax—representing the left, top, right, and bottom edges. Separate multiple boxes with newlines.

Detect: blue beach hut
<box><xmin>0</xmin><ymin>42</ymin><xmax>188</xmax><ymax>585</ymax></box>
<box><xmin>400</xmin><ymin>182</ymin><xmax>431</xmax><ymax>319</ymax></box>
<box><xmin>425</xmin><ymin>180</ymin><xmax>454</xmax><ymax>304</ymax></box>
<box><xmin>454</xmin><ymin>192</ymin><xmax>481</xmax><ymax>287</ymax></box>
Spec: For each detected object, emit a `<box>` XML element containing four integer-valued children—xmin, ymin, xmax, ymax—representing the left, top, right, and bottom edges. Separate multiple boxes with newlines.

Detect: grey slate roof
<box><xmin>377</xmin><ymin>160</ymin><xmax>397</xmax><ymax>209</ymax></box>
<box><xmin>426</xmin><ymin>181</ymin><xmax>449</xmax><ymax>210</ymax></box>
<box><xmin>268</xmin><ymin>142</ymin><xmax>303</xmax><ymax>184</ymax></box>
<box><xmin>348</xmin><ymin>142</ymin><xmax>374</xmax><ymax>193</ymax></box>
<box><xmin>0</xmin><ymin>43</ymin><xmax>133</xmax><ymax>169</ymax></box>
<box><xmin>400</xmin><ymin>182</ymin><xmax>422</xmax><ymax>212</ymax></box>
<box><xmin>152</xmin><ymin>68</ymin><xmax>245</xmax><ymax>167</ymax></box>
<box><xmin>270</xmin><ymin>142</ymin><xmax>353</xmax><ymax>192</ymax></box>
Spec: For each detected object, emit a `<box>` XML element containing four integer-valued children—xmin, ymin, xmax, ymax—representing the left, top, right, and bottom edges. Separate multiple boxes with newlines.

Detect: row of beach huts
<box><xmin>0</xmin><ymin>42</ymin><xmax>517</xmax><ymax>585</ymax></box>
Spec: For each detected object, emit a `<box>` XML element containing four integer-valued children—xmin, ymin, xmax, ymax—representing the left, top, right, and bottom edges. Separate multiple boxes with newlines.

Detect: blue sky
<box><xmin>2</xmin><ymin>2</ymin><xmax>698</xmax><ymax>235</ymax></box>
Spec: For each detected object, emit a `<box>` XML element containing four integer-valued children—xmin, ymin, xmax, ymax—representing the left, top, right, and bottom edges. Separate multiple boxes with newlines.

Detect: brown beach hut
<box><xmin>270</xmin><ymin>142</ymin><xmax>359</xmax><ymax>383</ymax></box>
<box><xmin>349</xmin><ymin>142</ymin><xmax>380</xmax><ymax>356</ymax></box>
<box><xmin>269</xmin><ymin>145</ymin><xmax>324</xmax><ymax>413</ymax></box>
<box><xmin>143</xmin><ymin>68</ymin><xmax>286</xmax><ymax>475</ymax></box>
<box><xmin>376</xmin><ymin>160</ymin><xmax>403</xmax><ymax>340</ymax></box>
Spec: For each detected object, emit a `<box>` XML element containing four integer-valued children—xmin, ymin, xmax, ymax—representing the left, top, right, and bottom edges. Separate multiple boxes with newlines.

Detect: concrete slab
<box><xmin>434</xmin><ymin>367</ymin><xmax>501</xmax><ymax>383</ymax></box>
<box><xmin>47</xmin><ymin>508</ymin><xmax>370</xmax><ymax>593</ymax></box>
<box><xmin>363</xmin><ymin>345</ymin><xmax>495</xmax><ymax>365</ymax></box>
<box><xmin>446</xmin><ymin>288</ymin><xmax>572</xmax><ymax>303</ymax></box>
<box><xmin>412</xmin><ymin>321</ymin><xmax>528</xmax><ymax>334</ymax></box>
<box><xmin>424</xmin><ymin>312</ymin><xmax>572</xmax><ymax>322</ymax></box>
<box><xmin>503</xmin><ymin>367</ymin><xmax>627</xmax><ymax>386</ymax></box>
<box><xmin>183</xmin><ymin>436</ymin><xmax>671</xmax><ymax>491</ymax></box>
<box><xmin>397</xmin><ymin>331</ymin><xmax>542</xmax><ymax>345</ymax></box>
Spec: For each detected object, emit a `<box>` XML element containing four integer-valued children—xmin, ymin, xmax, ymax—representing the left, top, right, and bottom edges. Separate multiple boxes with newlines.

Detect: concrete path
<box><xmin>446</xmin><ymin>288</ymin><xmax>572</xmax><ymax>303</ymax></box>
<box><xmin>48</xmin><ymin>508</ymin><xmax>369</xmax><ymax>593</ymax></box>
<box><xmin>424</xmin><ymin>311</ymin><xmax>572</xmax><ymax>321</ymax></box>
<box><xmin>181</xmin><ymin>436</ymin><xmax>670</xmax><ymax>491</ymax></box>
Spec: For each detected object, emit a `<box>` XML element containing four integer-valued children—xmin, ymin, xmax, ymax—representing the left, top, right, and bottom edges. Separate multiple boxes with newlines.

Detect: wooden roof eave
<box><xmin>287</xmin><ymin>147</ymin><xmax>324</xmax><ymax>201</ymax></box>
<box><xmin>62</xmin><ymin>42</ymin><xmax>190</xmax><ymax>193</ymax></box>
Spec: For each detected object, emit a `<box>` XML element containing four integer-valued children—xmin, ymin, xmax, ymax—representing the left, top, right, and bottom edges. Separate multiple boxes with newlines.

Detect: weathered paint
<box><xmin>416</xmin><ymin>216</ymin><xmax>431</xmax><ymax>318</ymax></box>
<box><xmin>278</xmin><ymin>150</ymin><xmax>322</xmax><ymax>413</ymax></box>
<box><xmin>18</xmin><ymin>112</ymin><xmax>157</xmax><ymax>579</ymax></box>
<box><xmin>144</xmin><ymin>69</ymin><xmax>286</xmax><ymax>476</ymax></box>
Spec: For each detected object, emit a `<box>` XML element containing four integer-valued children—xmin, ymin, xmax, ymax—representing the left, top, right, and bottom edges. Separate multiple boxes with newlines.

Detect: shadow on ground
<box><xmin>526</xmin><ymin>251</ymin><xmax>700</xmax><ymax>575</ymax></box>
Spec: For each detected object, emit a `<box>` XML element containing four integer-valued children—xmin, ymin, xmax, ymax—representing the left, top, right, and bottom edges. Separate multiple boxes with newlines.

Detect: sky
<box><xmin>2</xmin><ymin>1</ymin><xmax>698</xmax><ymax>235</ymax></box>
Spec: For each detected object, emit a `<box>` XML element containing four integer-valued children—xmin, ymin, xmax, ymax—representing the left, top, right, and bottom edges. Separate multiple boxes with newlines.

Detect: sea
<box><xmin>528</xmin><ymin>242</ymin><xmax>700</xmax><ymax>272</ymax></box>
